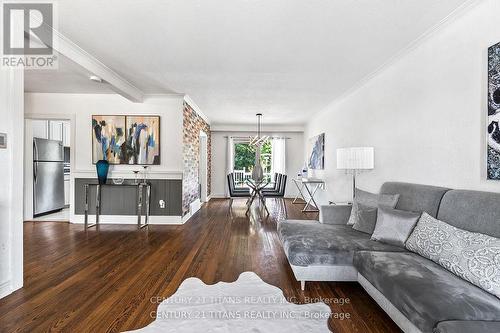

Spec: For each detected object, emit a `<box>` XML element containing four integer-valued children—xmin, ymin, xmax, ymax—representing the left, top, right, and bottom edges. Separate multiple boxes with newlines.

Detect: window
<box><xmin>233</xmin><ymin>140</ymin><xmax>272</xmax><ymax>187</ymax></box>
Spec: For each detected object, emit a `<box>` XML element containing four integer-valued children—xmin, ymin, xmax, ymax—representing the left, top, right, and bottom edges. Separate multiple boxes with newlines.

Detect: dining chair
<box><xmin>227</xmin><ymin>173</ymin><xmax>250</xmax><ymax>209</ymax></box>
<box><xmin>262</xmin><ymin>174</ymin><xmax>288</xmax><ymax>216</ymax></box>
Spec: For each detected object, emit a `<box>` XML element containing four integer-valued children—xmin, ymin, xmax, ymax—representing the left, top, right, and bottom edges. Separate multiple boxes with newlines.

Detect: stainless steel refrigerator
<box><xmin>33</xmin><ymin>138</ymin><xmax>65</xmax><ymax>216</ymax></box>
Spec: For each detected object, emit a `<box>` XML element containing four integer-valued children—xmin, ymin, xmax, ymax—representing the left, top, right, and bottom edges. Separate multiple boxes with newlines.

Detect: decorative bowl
<box><xmin>112</xmin><ymin>177</ymin><xmax>124</xmax><ymax>185</ymax></box>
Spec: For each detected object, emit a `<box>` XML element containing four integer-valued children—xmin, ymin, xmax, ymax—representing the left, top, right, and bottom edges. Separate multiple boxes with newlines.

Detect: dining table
<box><xmin>245</xmin><ymin>178</ymin><xmax>270</xmax><ymax>215</ymax></box>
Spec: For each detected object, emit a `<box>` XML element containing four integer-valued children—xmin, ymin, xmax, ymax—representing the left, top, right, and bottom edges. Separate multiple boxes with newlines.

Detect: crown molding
<box><xmin>211</xmin><ymin>124</ymin><xmax>305</xmax><ymax>133</ymax></box>
<box><xmin>183</xmin><ymin>94</ymin><xmax>211</xmax><ymax>125</ymax></box>
<box><xmin>314</xmin><ymin>0</ymin><xmax>481</xmax><ymax>118</ymax></box>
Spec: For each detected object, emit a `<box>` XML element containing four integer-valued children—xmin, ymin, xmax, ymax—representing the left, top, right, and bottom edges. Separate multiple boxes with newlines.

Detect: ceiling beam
<box><xmin>28</xmin><ymin>17</ymin><xmax>144</xmax><ymax>102</ymax></box>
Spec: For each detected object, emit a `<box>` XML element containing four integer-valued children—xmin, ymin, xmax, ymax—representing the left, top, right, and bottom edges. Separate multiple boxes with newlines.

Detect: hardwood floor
<box><xmin>0</xmin><ymin>199</ymin><xmax>401</xmax><ymax>333</ymax></box>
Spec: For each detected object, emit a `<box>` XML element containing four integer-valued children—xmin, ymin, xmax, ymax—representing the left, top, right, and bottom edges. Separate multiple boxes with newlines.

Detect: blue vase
<box><xmin>96</xmin><ymin>160</ymin><xmax>109</xmax><ymax>185</ymax></box>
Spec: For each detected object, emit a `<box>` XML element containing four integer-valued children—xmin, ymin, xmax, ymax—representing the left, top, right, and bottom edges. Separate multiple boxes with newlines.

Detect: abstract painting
<box><xmin>92</xmin><ymin>115</ymin><xmax>126</xmax><ymax>164</ymax></box>
<box><xmin>125</xmin><ymin>116</ymin><xmax>160</xmax><ymax>165</ymax></box>
<box><xmin>308</xmin><ymin>133</ymin><xmax>325</xmax><ymax>170</ymax></box>
<box><xmin>488</xmin><ymin>42</ymin><xmax>500</xmax><ymax>179</ymax></box>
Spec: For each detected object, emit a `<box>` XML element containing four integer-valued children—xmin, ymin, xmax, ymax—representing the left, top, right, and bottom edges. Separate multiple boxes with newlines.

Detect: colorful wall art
<box><xmin>92</xmin><ymin>115</ymin><xmax>126</xmax><ymax>164</ymax></box>
<box><xmin>488</xmin><ymin>42</ymin><xmax>500</xmax><ymax>179</ymax></box>
<box><xmin>92</xmin><ymin>115</ymin><xmax>160</xmax><ymax>165</ymax></box>
<box><xmin>308</xmin><ymin>133</ymin><xmax>325</xmax><ymax>170</ymax></box>
<box><xmin>126</xmin><ymin>116</ymin><xmax>161</xmax><ymax>165</ymax></box>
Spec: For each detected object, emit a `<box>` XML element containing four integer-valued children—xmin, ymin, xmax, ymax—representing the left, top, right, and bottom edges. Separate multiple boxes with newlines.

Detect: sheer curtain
<box><xmin>225</xmin><ymin>137</ymin><xmax>234</xmax><ymax>197</ymax></box>
<box><xmin>271</xmin><ymin>138</ymin><xmax>286</xmax><ymax>175</ymax></box>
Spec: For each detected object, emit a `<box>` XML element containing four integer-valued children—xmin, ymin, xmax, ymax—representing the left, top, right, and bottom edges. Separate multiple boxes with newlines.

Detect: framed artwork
<box><xmin>92</xmin><ymin>115</ymin><xmax>160</xmax><ymax>165</ymax></box>
<box><xmin>488</xmin><ymin>42</ymin><xmax>500</xmax><ymax>179</ymax></box>
<box><xmin>92</xmin><ymin>115</ymin><xmax>126</xmax><ymax>164</ymax></box>
<box><xmin>308</xmin><ymin>133</ymin><xmax>325</xmax><ymax>170</ymax></box>
<box><xmin>125</xmin><ymin>116</ymin><xmax>161</xmax><ymax>165</ymax></box>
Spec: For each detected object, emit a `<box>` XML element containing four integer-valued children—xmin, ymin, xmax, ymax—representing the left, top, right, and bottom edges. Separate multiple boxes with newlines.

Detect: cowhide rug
<box><xmin>124</xmin><ymin>272</ymin><xmax>331</xmax><ymax>332</ymax></box>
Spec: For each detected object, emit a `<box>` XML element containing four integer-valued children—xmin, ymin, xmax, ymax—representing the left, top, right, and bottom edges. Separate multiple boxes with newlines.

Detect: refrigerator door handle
<box><xmin>33</xmin><ymin>139</ymin><xmax>38</xmax><ymax>160</ymax></box>
<box><xmin>33</xmin><ymin>140</ymin><xmax>38</xmax><ymax>184</ymax></box>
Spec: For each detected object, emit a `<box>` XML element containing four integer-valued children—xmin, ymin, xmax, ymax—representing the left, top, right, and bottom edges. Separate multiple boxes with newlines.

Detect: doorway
<box><xmin>24</xmin><ymin>115</ymin><xmax>74</xmax><ymax>222</ymax></box>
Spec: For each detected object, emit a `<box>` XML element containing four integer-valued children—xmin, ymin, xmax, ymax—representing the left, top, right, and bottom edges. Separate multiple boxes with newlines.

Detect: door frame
<box><xmin>24</xmin><ymin>113</ymin><xmax>76</xmax><ymax>221</ymax></box>
<box><xmin>199</xmin><ymin>130</ymin><xmax>208</xmax><ymax>203</ymax></box>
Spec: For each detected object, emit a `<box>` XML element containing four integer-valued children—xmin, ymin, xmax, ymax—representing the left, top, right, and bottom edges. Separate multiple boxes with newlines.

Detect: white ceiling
<box><xmin>25</xmin><ymin>0</ymin><xmax>470</xmax><ymax>125</ymax></box>
<box><xmin>25</xmin><ymin>55</ymin><xmax>117</xmax><ymax>94</ymax></box>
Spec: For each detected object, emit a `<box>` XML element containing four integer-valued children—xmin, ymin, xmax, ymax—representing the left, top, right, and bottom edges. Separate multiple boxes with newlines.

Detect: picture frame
<box><xmin>91</xmin><ymin>115</ymin><xmax>160</xmax><ymax>165</ymax></box>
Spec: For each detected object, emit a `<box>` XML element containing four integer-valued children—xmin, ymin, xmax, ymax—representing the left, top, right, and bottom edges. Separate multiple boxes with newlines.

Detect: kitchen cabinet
<box><xmin>63</xmin><ymin>121</ymin><xmax>70</xmax><ymax>147</ymax></box>
<box><xmin>48</xmin><ymin>120</ymin><xmax>70</xmax><ymax>147</ymax></box>
<box><xmin>32</xmin><ymin>120</ymin><xmax>49</xmax><ymax>139</ymax></box>
<box><xmin>32</xmin><ymin>120</ymin><xmax>70</xmax><ymax>146</ymax></box>
<box><xmin>49</xmin><ymin>120</ymin><xmax>63</xmax><ymax>142</ymax></box>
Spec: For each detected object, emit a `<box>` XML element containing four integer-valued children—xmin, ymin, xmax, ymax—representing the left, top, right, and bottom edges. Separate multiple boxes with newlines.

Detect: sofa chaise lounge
<box><xmin>277</xmin><ymin>182</ymin><xmax>500</xmax><ymax>333</ymax></box>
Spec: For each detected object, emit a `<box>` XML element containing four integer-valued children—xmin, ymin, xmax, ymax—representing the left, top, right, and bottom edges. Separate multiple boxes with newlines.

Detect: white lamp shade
<box><xmin>337</xmin><ymin>147</ymin><xmax>374</xmax><ymax>170</ymax></box>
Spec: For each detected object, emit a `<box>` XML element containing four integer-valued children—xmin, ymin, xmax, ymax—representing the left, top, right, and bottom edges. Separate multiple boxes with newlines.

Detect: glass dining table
<box><xmin>245</xmin><ymin>178</ymin><xmax>270</xmax><ymax>215</ymax></box>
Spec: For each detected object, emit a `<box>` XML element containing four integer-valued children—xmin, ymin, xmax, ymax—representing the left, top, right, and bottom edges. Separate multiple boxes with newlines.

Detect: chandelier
<box><xmin>250</xmin><ymin>113</ymin><xmax>269</xmax><ymax>147</ymax></box>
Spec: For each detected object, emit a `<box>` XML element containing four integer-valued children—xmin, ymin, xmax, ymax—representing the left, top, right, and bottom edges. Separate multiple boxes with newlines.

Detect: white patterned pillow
<box><xmin>406</xmin><ymin>212</ymin><xmax>500</xmax><ymax>299</ymax></box>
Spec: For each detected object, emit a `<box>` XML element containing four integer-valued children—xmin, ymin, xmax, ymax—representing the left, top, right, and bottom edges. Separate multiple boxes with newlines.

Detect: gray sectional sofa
<box><xmin>277</xmin><ymin>182</ymin><xmax>500</xmax><ymax>333</ymax></box>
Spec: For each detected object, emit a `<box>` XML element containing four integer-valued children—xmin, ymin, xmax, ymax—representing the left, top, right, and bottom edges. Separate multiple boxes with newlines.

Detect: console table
<box><xmin>84</xmin><ymin>182</ymin><xmax>151</xmax><ymax>229</ymax></box>
<box><xmin>292</xmin><ymin>178</ymin><xmax>325</xmax><ymax>212</ymax></box>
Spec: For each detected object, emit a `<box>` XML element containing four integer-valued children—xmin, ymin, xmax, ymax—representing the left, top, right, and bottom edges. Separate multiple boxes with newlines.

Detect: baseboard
<box><xmin>71</xmin><ymin>214</ymin><xmax>183</xmax><ymax>225</ymax></box>
<box><xmin>357</xmin><ymin>273</ymin><xmax>422</xmax><ymax>333</ymax></box>
<box><xmin>178</xmin><ymin>199</ymin><xmax>203</xmax><ymax>224</ymax></box>
<box><xmin>0</xmin><ymin>280</ymin><xmax>13</xmax><ymax>299</ymax></box>
<box><xmin>210</xmin><ymin>193</ymin><xmax>227</xmax><ymax>199</ymax></box>
<box><xmin>190</xmin><ymin>199</ymin><xmax>202</xmax><ymax>215</ymax></box>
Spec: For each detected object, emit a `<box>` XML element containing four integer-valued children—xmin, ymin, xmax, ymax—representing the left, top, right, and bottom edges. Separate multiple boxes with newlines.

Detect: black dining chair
<box><xmin>265</xmin><ymin>173</ymin><xmax>280</xmax><ymax>192</ymax></box>
<box><xmin>262</xmin><ymin>174</ymin><xmax>288</xmax><ymax>216</ymax></box>
<box><xmin>227</xmin><ymin>173</ymin><xmax>251</xmax><ymax>209</ymax></box>
<box><xmin>262</xmin><ymin>173</ymin><xmax>281</xmax><ymax>194</ymax></box>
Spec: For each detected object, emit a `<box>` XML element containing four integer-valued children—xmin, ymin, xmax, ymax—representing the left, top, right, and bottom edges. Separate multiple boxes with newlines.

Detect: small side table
<box><xmin>292</xmin><ymin>178</ymin><xmax>325</xmax><ymax>212</ymax></box>
<box><xmin>84</xmin><ymin>182</ymin><xmax>151</xmax><ymax>229</ymax></box>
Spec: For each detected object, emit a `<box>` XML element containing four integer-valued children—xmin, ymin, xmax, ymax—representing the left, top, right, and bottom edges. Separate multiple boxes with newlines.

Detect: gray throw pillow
<box><xmin>351</xmin><ymin>203</ymin><xmax>378</xmax><ymax>234</ymax></box>
<box><xmin>347</xmin><ymin>188</ymin><xmax>400</xmax><ymax>226</ymax></box>
<box><xmin>371</xmin><ymin>207</ymin><xmax>421</xmax><ymax>247</ymax></box>
<box><xmin>406</xmin><ymin>212</ymin><xmax>500</xmax><ymax>299</ymax></box>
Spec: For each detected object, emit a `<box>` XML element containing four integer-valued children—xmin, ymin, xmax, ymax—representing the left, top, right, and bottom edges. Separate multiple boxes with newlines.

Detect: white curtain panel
<box><xmin>225</xmin><ymin>137</ymin><xmax>234</xmax><ymax>197</ymax></box>
<box><xmin>271</xmin><ymin>138</ymin><xmax>286</xmax><ymax>175</ymax></box>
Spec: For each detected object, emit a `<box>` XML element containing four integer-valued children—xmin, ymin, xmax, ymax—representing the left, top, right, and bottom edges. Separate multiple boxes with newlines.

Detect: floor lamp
<box><xmin>336</xmin><ymin>147</ymin><xmax>374</xmax><ymax>201</ymax></box>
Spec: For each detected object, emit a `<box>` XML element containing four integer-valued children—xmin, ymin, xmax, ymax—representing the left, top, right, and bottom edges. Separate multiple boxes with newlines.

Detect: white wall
<box><xmin>0</xmin><ymin>68</ymin><xmax>24</xmax><ymax>298</ymax></box>
<box><xmin>25</xmin><ymin>93</ymin><xmax>184</xmax><ymax>172</ymax></box>
<box><xmin>211</xmin><ymin>130</ymin><xmax>304</xmax><ymax>198</ymax></box>
<box><xmin>24</xmin><ymin>93</ymin><xmax>185</xmax><ymax>220</ymax></box>
<box><xmin>306</xmin><ymin>0</ymin><xmax>500</xmax><ymax>205</ymax></box>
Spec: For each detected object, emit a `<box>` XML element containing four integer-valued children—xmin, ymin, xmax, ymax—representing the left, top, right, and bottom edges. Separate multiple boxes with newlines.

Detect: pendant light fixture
<box><xmin>251</xmin><ymin>113</ymin><xmax>267</xmax><ymax>182</ymax></box>
<box><xmin>250</xmin><ymin>113</ymin><xmax>269</xmax><ymax>147</ymax></box>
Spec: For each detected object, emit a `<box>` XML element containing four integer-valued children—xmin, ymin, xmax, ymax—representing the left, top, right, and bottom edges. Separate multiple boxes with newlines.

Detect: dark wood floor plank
<box><xmin>0</xmin><ymin>198</ymin><xmax>401</xmax><ymax>333</ymax></box>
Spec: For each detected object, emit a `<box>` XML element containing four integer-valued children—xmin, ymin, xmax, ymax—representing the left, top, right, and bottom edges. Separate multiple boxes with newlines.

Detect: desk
<box><xmin>84</xmin><ymin>182</ymin><xmax>151</xmax><ymax>229</ymax></box>
<box><xmin>292</xmin><ymin>178</ymin><xmax>325</xmax><ymax>212</ymax></box>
